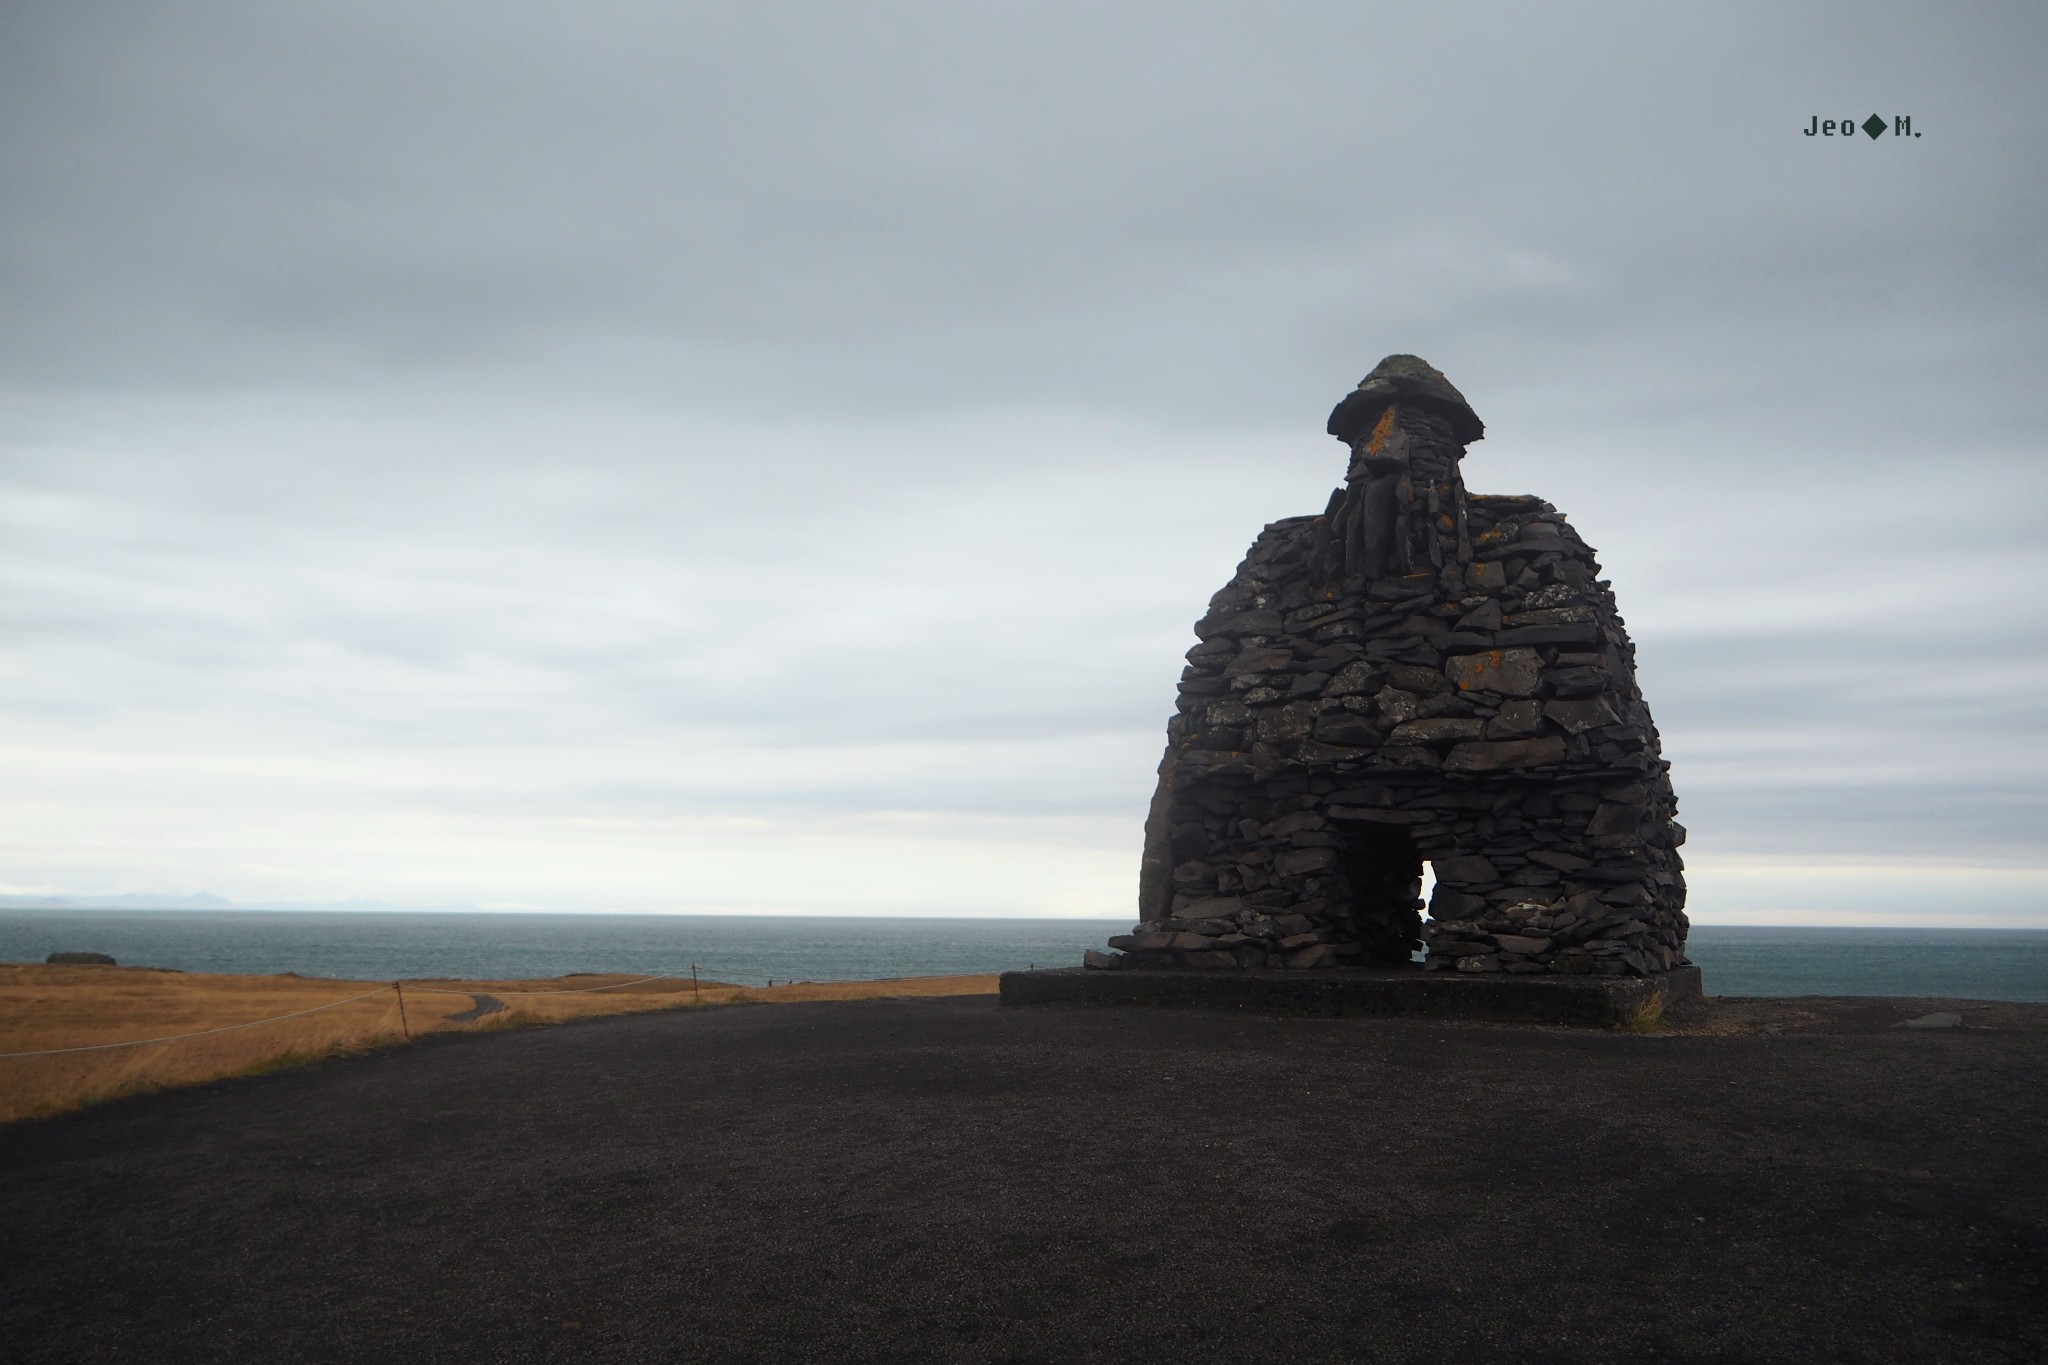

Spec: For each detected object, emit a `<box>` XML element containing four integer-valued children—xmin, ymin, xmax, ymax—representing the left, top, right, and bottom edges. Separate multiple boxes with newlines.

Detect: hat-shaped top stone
<box><xmin>1326</xmin><ymin>354</ymin><xmax>1484</xmax><ymax>446</ymax></box>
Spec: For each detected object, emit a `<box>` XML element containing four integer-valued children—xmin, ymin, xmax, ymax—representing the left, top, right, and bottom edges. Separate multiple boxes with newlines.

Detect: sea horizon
<box><xmin>3</xmin><ymin>909</ymin><xmax>2046</xmax><ymax>1003</ymax></box>
<box><xmin>6</xmin><ymin>899</ymin><xmax>2043</xmax><ymax>927</ymax></box>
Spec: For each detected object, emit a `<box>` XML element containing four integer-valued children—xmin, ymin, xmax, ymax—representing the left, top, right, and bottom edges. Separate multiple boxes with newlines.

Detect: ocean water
<box><xmin>2</xmin><ymin>911</ymin><xmax>2046</xmax><ymax>1001</ymax></box>
<box><xmin>1683</xmin><ymin>926</ymin><xmax>2048</xmax><ymax>1002</ymax></box>
<box><xmin>0</xmin><ymin>911</ymin><xmax>1125</xmax><ymax>987</ymax></box>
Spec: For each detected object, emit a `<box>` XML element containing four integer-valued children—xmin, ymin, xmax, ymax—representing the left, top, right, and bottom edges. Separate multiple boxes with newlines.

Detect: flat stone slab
<box><xmin>1895</xmin><ymin>1011</ymin><xmax>1963</xmax><ymax>1029</ymax></box>
<box><xmin>1000</xmin><ymin>963</ymin><xmax>1703</xmax><ymax>1027</ymax></box>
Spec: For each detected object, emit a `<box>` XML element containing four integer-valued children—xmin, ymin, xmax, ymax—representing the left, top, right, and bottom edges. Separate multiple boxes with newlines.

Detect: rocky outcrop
<box><xmin>1098</xmin><ymin>356</ymin><xmax>1687</xmax><ymax>978</ymax></box>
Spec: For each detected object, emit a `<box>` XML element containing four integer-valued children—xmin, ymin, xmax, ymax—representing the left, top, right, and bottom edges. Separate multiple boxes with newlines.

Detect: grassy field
<box><xmin>0</xmin><ymin>962</ymin><xmax>998</xmax><ymax>1125</ymax></box>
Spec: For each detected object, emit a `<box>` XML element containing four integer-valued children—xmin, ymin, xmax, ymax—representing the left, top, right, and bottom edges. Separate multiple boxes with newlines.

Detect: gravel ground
<box><xmin>3</xmin><ymin>993</ymin><xmax>2045</xmax><ymax>1364</ymax></box>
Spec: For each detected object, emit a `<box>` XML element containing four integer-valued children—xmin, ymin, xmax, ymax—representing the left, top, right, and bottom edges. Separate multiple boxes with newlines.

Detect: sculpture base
<box><xmin>999</xmin><ymin>963</ymin><xmax>1702</xmax><ymax>1028</ymax></box>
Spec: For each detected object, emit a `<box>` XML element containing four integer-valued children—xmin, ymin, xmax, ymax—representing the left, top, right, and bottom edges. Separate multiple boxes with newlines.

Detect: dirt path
<box><xmin>441</xmin><ymin>992</ymin><xmax>505</xmax><ymax>1022</ymax></box>
<box><xmin>2</xmin><ymin>994</ymin><xmax>2044</xmax><ymax>1364</ymax></box>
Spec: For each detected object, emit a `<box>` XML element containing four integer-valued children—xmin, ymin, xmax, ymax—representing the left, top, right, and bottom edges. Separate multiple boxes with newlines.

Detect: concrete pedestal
<box><xmin>999</xmin><ymin>963</ymin><xmax>1703</xmax><ymax>1027</ymax></box>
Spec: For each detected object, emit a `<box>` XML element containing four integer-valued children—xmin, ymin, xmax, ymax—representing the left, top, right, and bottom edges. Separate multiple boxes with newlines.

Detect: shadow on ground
<box><xmin>3</xmin><ymin>994</ymin><xmax>2044</xmax><ymax>1364</ymax></box>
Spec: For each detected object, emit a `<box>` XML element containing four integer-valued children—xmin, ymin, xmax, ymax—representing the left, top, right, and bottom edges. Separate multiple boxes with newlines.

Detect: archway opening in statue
<box><xmin>1415</xmin><ymin>860</ymin><xmax>1436</xmax><ymax>962</ymax></box>
<box><xmin>1330</xmin><ymin>820</ymin><xmax>1427</xmax><ymax>966</ymax></box>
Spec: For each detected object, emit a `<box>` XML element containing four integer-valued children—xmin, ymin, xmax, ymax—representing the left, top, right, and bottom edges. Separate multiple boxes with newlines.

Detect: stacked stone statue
<box><xmin>1090</xmin><ymin>356</ymin><xmax>1689</xmax><ymax>979</ymax></box>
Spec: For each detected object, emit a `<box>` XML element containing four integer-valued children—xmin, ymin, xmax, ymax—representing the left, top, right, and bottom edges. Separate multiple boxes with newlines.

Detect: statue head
<box><xmin>1325</xmin><ymin>354</ymin><xmax>1485</xmax><ymax>451</ymax></box>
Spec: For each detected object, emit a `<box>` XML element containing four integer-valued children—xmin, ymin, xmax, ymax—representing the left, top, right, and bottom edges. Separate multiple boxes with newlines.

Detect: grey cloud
<box><xmin>0</xmin><ymin>4</ymin><xmax>2043</xmax><ymax>911</ymax></box>
<box><xmin>5</xmin><ymin>4</ymin><xmax>2043</xmax><ymax>432</ymax></box>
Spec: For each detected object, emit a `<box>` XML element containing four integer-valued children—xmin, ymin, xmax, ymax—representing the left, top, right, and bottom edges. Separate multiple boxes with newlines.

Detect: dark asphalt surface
<box><xmin>4</xmin><ymin>995</ymin><xmax>2045</xmax><ymax>1364</ymax></box>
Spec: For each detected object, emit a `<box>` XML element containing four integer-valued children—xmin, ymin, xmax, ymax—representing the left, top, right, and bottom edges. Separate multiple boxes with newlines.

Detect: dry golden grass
<box><xmin>1616</xmin><ymin>997</ymin><xmax>1668</xmax><ymax>1034</ymax></box>
<box><xmin>0</xmin><ymin>963</ymin><xmax>997</xmax><ymax>1125</ymax></box>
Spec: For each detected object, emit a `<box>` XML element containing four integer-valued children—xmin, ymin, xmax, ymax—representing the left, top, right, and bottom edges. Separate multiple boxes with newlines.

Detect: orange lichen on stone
<box><xmin>1365</xmin><ymin>405</ymin><xmax>1399</xmax><ymax>455</ymax></box>
<box><xmin>1445</xmin><ymin>648</ymin><xmax>1544</xmax><ymax>697</ymax></box>
<box><xmin>1462</xmin><ymin>649</ymin><xmax>1507</xmax><ymax>683</ymax></box>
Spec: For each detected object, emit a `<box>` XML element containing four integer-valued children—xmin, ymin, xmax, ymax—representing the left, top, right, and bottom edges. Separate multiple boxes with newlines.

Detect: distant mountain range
<box><xmin>0</xmin><ymin>891</ymin><xmax>239</xmax><ymax>909</ymax></box>
<box><xmin>0</xmin><ymin>892</ymin><xmax>488</xmax><ymax>912</ymax></box>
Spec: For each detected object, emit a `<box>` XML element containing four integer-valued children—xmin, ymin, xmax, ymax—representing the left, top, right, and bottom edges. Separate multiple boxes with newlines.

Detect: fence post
<box><xmin>394</xmin><ymin>982</ymin><xmax>411</xmax><ymax>1040</ymax></box>
<box><xmin>691</xmin><ymin>963</ymin><xmax>700</xmax><ymax>1002</ymax></box>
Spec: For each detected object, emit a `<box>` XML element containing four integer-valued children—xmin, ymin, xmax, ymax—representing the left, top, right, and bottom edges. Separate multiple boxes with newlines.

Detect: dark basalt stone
<box><xmin>1327</xmin><ymin>354</ymin><xmax>1485</xmax><ymax>446</ymax></box>
<box><xmin>1115</xmin><ymin>358</ymin><xmax>1688</xmax><ymax>980</ymax></box>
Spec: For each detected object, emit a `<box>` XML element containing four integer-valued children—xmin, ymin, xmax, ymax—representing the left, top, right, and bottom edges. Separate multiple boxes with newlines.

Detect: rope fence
<box><xmin>0</xmin><ymin>985</ymin><xmax>399</xmax><ymax>1058</ymax></box>
<box><xmin>2</xmin><ymin>963</ymin><xmax>997</xmax><ymax>1125</ymax></box>
<box><xmin>399</xmin><ymin>970</ymin><xmax>689</xmax><ymax>997</ymax></box>
<box><xmin>0</xmin><ymin>965</ymin><xmax>721</xmax><ymax>1060</ymax></box>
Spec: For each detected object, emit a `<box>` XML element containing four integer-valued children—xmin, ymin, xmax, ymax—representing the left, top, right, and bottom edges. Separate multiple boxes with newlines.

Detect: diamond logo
<box><xmin>1862</xmin><ymin>114</ymin><xmax>1887</xmax><ymax>140</ymax></box>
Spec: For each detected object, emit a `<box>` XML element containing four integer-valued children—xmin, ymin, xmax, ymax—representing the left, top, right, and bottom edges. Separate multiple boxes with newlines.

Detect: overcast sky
<box><xmin>2</xmin><ymin>2</ymin><xmax>2043</xmax><ymax>924</ymax></box>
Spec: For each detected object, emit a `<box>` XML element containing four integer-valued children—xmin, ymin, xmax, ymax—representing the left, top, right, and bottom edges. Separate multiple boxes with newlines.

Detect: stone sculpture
<box><xmin>1091</xmin><ymin>356</ymin><xmax>1688</xmax><ymax>978</ymax></box>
